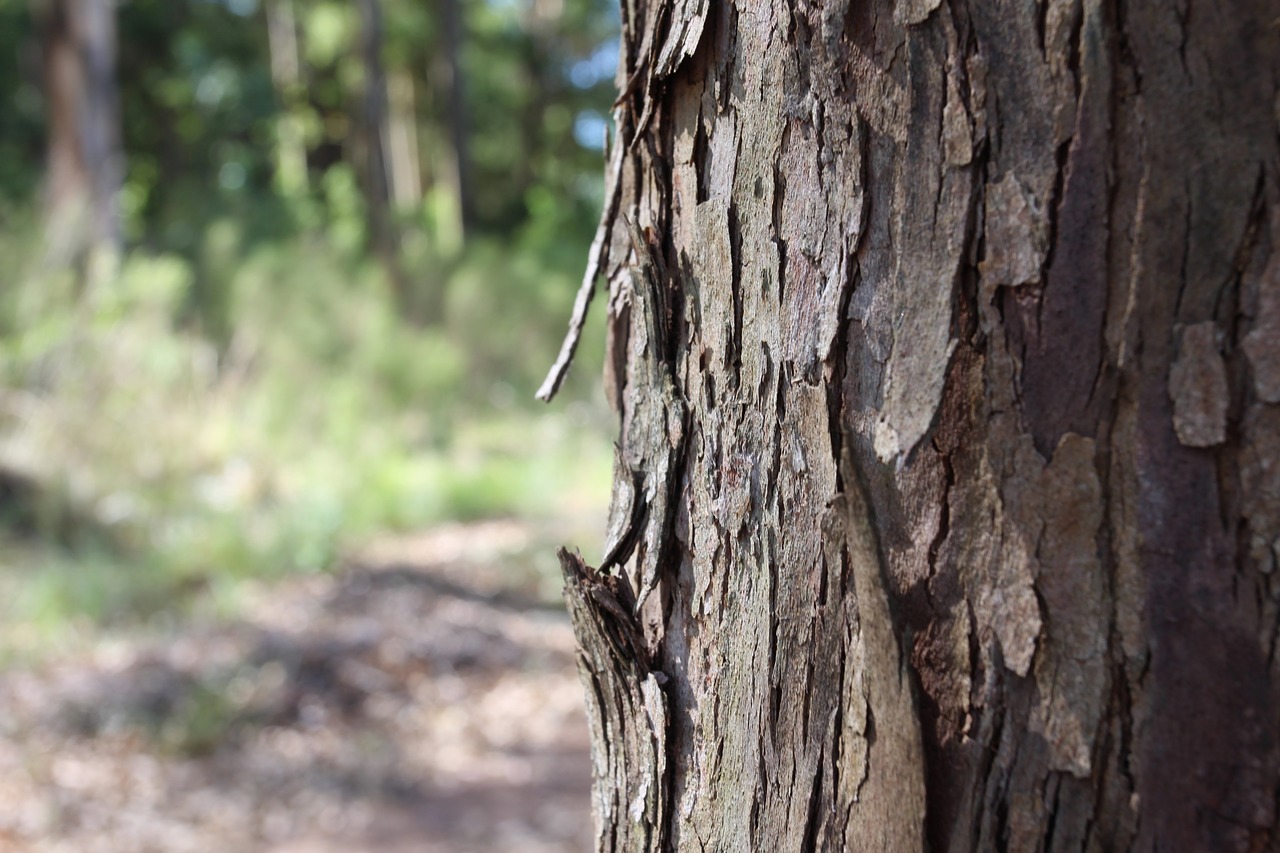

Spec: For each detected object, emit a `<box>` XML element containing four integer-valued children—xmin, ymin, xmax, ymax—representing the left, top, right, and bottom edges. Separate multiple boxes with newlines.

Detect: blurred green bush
<box><xmin>0</xmin><ymin>214</ymin><xmax>612</xmax><ymax>661</ymax></box>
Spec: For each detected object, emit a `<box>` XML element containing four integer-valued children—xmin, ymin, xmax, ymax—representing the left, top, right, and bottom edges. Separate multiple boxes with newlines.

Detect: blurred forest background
<box><xmin>0</xmin><ymin>0</ymin><xmax>619</xmax><ymax>662</ymax></box>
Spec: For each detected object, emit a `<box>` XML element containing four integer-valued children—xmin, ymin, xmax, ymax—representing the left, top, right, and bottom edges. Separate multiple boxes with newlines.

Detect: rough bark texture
<box><xmin>550</xmin><ymin>0</ymin><xmax>1280</xmax><ymax>849</ymax></box>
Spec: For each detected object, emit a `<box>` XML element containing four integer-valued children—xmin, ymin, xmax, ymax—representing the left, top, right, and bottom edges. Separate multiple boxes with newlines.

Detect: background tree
<box><xmin>434</xmin><ymin>0</ymin><xmax>471</xmax><ymax>238</ymax></box>
<box><xmin>547</xmin><ymin>0</ymin><xmax>1280</xmax><ymax>848</ymax></box>
<box><xmin>353</xmin><ymin>0</ymin><xmax>401</xmax><ymax>291</ymax></box>
<box><xmin>36</xmin><ymin>0</ymin><xmax>123</xmax><ymax>264</ymax></box>
<box><xmin>265</xmin><ymin>0</ymin><xmax>309</xmax><ymax>197</ymax></box>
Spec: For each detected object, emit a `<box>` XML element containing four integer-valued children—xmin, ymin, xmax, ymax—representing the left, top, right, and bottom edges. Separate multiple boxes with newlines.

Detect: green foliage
<box><xmin>0</xmin><ymin>0</ymin><xmax>620</xmax><ymax>660</ymax></box>
<box><xmin>0</xmin><ymin>221</ymin><xmax>613</xmax><ymax>660</ymax></box>
<box><xmin>0</xmin><ymin>0</ymin><xmax>617</xmax><ymax>261</ymax></box>
<box><xmin>0</xmin><ymin>3</ymin><xmax>44</xmax><ymax>205</ymax></box>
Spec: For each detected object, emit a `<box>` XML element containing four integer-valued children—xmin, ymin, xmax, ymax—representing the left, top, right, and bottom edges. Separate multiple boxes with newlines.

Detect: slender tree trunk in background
<box><xmin>387</xmin><ymin>69</ymin><xmax>423</xmax><ymax>210</ymax></box>
<box><xmin>355</xmin><ymin>0</ymin><xmax>408</xmax><ymax>298</ymax></box>
<box><xmin>265</xmin><ymin>0</ymin><xmax>308</xmax><ymax>197</ymax></box>
<box><xmin>547</xmin><ymin>0</ymin><xmax>1280</xmax><ymax>848</ymax></box>
<box><xmin>436</xmin><ymin>0</ymin><xmax>472</xmax><ymax>241</ymax></box>
<box><xmin>37</xmin><ymin>0</ymin><xmax>122</xmax><ymax>264</ymax></box>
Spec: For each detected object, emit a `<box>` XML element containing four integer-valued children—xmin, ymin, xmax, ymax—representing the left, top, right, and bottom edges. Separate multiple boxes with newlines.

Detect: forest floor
<box><xmin>0</xmin><ymin>520</ymin><xmax>596</xmax><ymax>853</ymax></box>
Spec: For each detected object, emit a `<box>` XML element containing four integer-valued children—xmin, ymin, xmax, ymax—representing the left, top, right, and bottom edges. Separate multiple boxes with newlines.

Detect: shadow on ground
<box><xmin>0</xmin><ymin>521</ymin><xmax>594</xmax><ymax>853</ymax></box>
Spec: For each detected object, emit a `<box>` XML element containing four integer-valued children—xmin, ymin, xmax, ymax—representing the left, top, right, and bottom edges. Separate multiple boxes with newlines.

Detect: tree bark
<box><xmin>37</xmin><ymin>0</ymin><xmax>122</xmax><ymax>263</ymax></box>
<box><xmin>547</xmin><ymin>0</ymin><xmax>1280</xmax><ymax>849</ymax></box>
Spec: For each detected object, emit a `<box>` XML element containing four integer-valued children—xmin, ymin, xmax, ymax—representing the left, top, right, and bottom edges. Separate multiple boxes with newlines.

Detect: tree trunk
<box><xmin>433</xmin><ymin>0</ymin><xmax>472</xmax><ymax>242</ymax></box>
<box><xmin>265</xmin><ymin>0</ymin><xmax>308</xmax><ymax>197</ymax></box>
<box><xmin>546</xmin><ymin>0</ymin><xmax>1280</xmax><ymax>849</ymax></box>
<box><xmin>38</xmin><ymin>0</ymin><xmax>122</xmax><ymax>264</ymax></box>
<box><xmin>354</xmin><ymin>0</ymin><xmax>400</xmax><ymax>272</ymax></box>
<box><xmin>386</xmin><ymin>69</ymin><xmax>423</xmax><ymax>211</ymax></box>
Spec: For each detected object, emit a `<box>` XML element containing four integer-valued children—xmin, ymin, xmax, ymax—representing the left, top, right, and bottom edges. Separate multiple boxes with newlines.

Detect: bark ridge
<box><xmin>554</xmin><ymin>0</ymin><xmax>1280</xmax><ymax>849</ymax></box>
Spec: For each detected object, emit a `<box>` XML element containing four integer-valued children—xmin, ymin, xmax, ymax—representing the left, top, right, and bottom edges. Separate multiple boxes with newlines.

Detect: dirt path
<box><xmin>0</xmin><ymin>522</ymin><xmax>594</xmax><ymax>852</ymax></box>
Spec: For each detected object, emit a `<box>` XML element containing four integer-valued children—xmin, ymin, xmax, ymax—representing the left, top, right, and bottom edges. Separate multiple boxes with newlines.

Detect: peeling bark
<box><xmin>550</xmin><ymin>0</ymin><xmax>1280</xmax><ymax>849</ymax></box>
